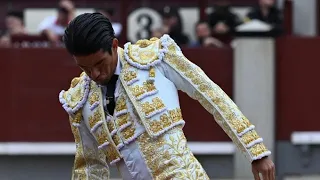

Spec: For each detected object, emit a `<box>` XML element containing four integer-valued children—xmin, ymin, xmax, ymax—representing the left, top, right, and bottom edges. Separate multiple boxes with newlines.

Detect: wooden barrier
<box><xmin>0</xmin><ymin>47</ymin><xmax>233</xmax><ymax>142</ymax></box>
<box><xmin>2</xmin><ymin>35</ymin><xmax>320</xmax><ymax>144</ymax></box>
<box><xmin>276</xmin><ymin>36</ymin><xmax>320</xmax><ymax>140</ymax></box>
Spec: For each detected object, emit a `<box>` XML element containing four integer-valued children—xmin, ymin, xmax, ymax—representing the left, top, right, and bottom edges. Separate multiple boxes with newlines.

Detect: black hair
<box><xmin>196</xmin><ymin>20</ymin><xmax>209</xmax><ymax>26</ymax></box>
<box><xmin>7</xmin><ymin>10</ymin><xmax>23</xmax><ymax>18</ymax></box>
<box><xmin>6</xmin><ymin>10</ymin><xmax>24</xmax><ymax>25</ymax></box>
<box><xmin>63</xmin><ymin>12</ymin><xmax>115</xmax><ymax>56</ymax></box>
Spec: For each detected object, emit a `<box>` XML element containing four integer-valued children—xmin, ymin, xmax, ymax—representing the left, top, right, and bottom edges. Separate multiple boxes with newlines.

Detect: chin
<box><xmin>100</xmin><ymin>79</ymin><xmax>110</xmax><ymax>85</ymax></box>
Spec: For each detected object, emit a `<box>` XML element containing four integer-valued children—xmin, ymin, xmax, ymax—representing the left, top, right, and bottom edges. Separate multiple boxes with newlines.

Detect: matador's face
<box><xmin>73</xmin><ymin>38</ymin><xmax>119</xmax><ymax>85</ymax></box>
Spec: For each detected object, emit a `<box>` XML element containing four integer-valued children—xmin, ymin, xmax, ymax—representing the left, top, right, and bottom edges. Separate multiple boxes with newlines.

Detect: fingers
<box><xmin>262</xmin><ymin>170</ymin><xmax>269</xmax><ymax>180</ymax></box>
<box><xmin>269</xmin><ymin>163</ymin><xmax>275</xmax><ymax>180</ymax></box>
<box><xmin>253</xmin><ymin>171</ymin><xmax>261</xmax><ymax>180</ymax></box>
<box><xmin>263</xmin><ymin>164</ymin><xmax>275</xmax><ymax>180</ymax></box>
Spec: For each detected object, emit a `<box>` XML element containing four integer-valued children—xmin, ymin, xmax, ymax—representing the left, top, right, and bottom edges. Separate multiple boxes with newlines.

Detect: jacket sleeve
<box><xmin>158</xmin><ymin>35</ymin><xmax>271</xmax><ymax>162</ymax></box>
<box><xmin>69</xmin><ymin>112</ymin><xmax>110</xmax><ymax>180</ymax></box>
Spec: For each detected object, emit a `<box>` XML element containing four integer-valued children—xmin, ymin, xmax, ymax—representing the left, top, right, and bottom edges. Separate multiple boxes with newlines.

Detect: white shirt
<box><xmin>112</xmin><ymin>22</ymin><xmax>122</xmax><ymax>37</ymax></box>
<box><xmin>38</xmin><ymin>16</ymin><xmax>66</xmax><ymax>35</ymax></box>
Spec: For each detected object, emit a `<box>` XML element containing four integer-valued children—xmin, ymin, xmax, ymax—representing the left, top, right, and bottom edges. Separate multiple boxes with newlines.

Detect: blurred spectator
<box><xmin>245</xmin><ymin>0</ymin><xmax>283</xmax><ymax>32</ymax></box>
<box><xmin>190</xmin><ymin>21</ymin><xmax>223</xmax><ymax>48</ymax></box>
<box><xmin>38</xmin><ymin>0</ymin><xmax>75</xmax><ymax>43</ymax></box>
<box><xmin>151</xmin><ymin>27</ymin><xmax>165</xmax><ymax>39</ymax></box>
<box><xmin>0</xmin><ymin>10</ymin><xmax>27</xmax><ymax>47</ymax></box>
<box><xmin>160</xmin><ymin>6</ymin><xmax>189</xmax><ymax>47</ymax></box>
<box><xmin>208</xmin><ymin>0</ymin><xmax>242</xmax><ymax>35</ymax></box>
<box><xmin>96</xmin><ymin>8</ymin><xmax>122</xmax><ymax>37</ymax></box>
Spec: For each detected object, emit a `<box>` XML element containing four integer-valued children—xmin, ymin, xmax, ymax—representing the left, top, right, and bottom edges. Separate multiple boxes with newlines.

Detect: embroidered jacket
<box><xmin>59</xmin><ymin>34</ymin><xmax>271</xmax><ymax>179</ymax></box>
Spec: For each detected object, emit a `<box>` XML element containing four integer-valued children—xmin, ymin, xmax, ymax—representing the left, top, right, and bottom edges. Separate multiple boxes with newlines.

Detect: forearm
<box><xmin>159</xmin><ymin>35</ymin><xmax>271</xmax><ymax>162</ymax></box>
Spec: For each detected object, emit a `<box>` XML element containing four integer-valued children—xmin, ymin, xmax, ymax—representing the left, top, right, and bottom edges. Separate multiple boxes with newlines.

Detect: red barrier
<box><xmin>0</xmin><ymin>47</ymin><xmax>233</xmax><ymax>142</ymax></box>
<box><xmin>276</xmin><ymin>36</ymin><xmax>320</xmax><ymax>140</ymax></box>
<box><xmin>0</xmin><ymin>48</ymin><xmax>81</xmax><ymax>142</ymax></box>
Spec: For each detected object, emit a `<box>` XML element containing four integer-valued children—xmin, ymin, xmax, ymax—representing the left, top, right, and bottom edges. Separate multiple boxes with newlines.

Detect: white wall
<box><xmin>24</xmin><ymin>8</ymin><xmax>94</xmax><ymax>34</ymax></box>
<box><xmin>293</xmin><ymin>0</ymin><xmax>317</xmax><ymax>36</ymax></box>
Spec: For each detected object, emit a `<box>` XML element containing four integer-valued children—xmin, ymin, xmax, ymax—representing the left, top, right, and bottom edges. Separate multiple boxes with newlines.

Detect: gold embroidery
<box><xmin>70</xmin><ymin>88</ymin><xmax>82</xmax><ymax>105</ymax></box>
<box><xmin>89</xmin><ymin>92</ymin><xmax>99</xmax><ymax>105</ymax></box>
<box><xmin>123</xmin><ymin>71</ymin><xmax>137</xmax><ymax>84</ymax></box>
<box><xmin>89</xmin><ymin>169</ymin><xmax>109</xmax><ymax>179</ymax></box>
<box><xmin>88</xmin><ymin>111</ymin><xmax>102</xmax><ymax>129</ymax></box>
<box><xmin>168</xmin><ymin>108</ymin><xmax>182</xmax><ymax>123</ymax></box>
<box><xmin>168</xmin><ymin>43</ymin><xmax>177</xmax><ymax>52</ymax></box>
<box><xmin>136</xmin><ymin>39</ymin><xmax>154</xmax><ymax>48</ymax></box>
<box><xmin>149</xmin><ymin>67</ymin><xmax>156</xmax><ymax>78</ymax></box>
<box><xmin>229</xmin><ymin>119</ymin><xmax>250</xmax><ymax>134</ymax></box>
<box><xmin>161</xmin><ymin>114</ymin><xmax>171</xmax><ymax>128</ymax></box>
<box><xmin>241</xmin><ymin>130</ymin><xmax>260</xmax><ymax>145</ymax></box>
<box><xmin>71</xmin><ymin>126</ymin><xmax>80</xmax><ymax>144</ymax></box>
<box><xmin>95</xmin><ymin>127</ymin><xmax>121</xmax><ymax>164</ymax></box>
<box><xmin>69</xmin><ymin>116</ymin><xmax>88</xmax><ymax>179</ymax></box>
<box><xmin>88</xmin><ymin>111</ymin><xmax>102</xmax><ymax>128</ymax></box>
<box><xmin>130</xmin><ymin>85</ymin><xmax>145</xmax><ymax>98</ymax></box>
<box><xmin>152</xmin><ymin>97</ymin><xmax>165</xmax><ymax>110</ymax></box>
<box><xmin>68</xmin><ymin>107</ymin><xmax>88</xmax><ymax>179</ymax></box>
<box><xmin>146</xmin><ymin>108</ymin><xmax>184</xmax><ymax>134</ymax></box>
<box><xmin>137</xmin><ymin>128</ymin><xmax>209</xmax><ymax>179</ymax></box>
<box><xmin>73</xmin><ymin>147</ymin><xmax>87</xmax><ymax>178</ymax></box>
<box><xmin>72</xmin><ymin>111</ymin><xmax>82</xmax><ymax>124</ymax></box>
<box><xmin>139</xmin><ymin>50</ymin><xmax>157</xmax><ymax>61</ymax></box>
<box><xmin>129</xmin><ymin>81</ymin><xmax>157</xmax><ymax>100</ymax></box>
<box><xmin>199</xmin><ymin>84</ymin><xmax>210</xmax><ymax>92</ymax></box>
<box><xmin>71</xmin><ymin>77</ymin><xmax>80</xmax><ymax>88</ymax></box>
<box><xmin>242</xmin><ymin>117</ymin><xmax>252</xmax><ymax>127</ymax></box>
<box><xmin>122</xmin><ymin>125</ymin><xmax>135</xmax><ymax>140</ymax></box>
<box><xmin>116</xmin><ymin>113</ymin><xmax>129</xmax><ymax>127</ymax></box>
<box><xmin>128</xmin><ymin>45</ymin><xmax>158</xmax><ymax>65</ymax></box>
<box><xmin>143</xmin><ymin>81</ymin><xmax>156</xmax><ymax>92</ymax></box>
<box><xmin>126</xmin><ymin>38</ymin><xmax>160</xmax><ymax>67</ymax></box>
<box><xmin>250</xmin><ymin>143</ymin><xmax>268</xmax><ymax>156</ymax></box>
<box><xmin>107</xmin><ymin>120</ymin><xmax>115</xmax><ymax>132</ymax></box>
<box><xmin>97</xmin><ymin>131</ymin><xmax>109</xmax><ymax>146</ymax></box>
<box><xmin>150</xmin><ymin>37</ymin><xmax>159</xmax><ymax>41</ymax></box>
<box><xmin>142</xmin><ymin>102</ymin><xmax>155</xmax><ymax>117</ymax></box>
<box><xmin>106</xmin><ymin>146</ymin><xmax>120</xmax><ymax>162</ymax></box>
<box><xmin>123</xmin><ymin>62</ymin><xmax>131</xmax><ymax>69</ymax></box>
<box><xmin>141</xmin><ymin>97</ymin><xmax>166</xmax><ymax>117</ymax></box>
<box><xmin>115</xmin><ymin>95</ymin><xmax>127</xmax><ymax>113</ymax></box>
<box><xmin>163</xmin><ymin>44</ymin><xmax>270</xmax><ymax>162</ymax></box>
<box><xmin>112</xmin><ymin>134</ymin><xmax>122</xmax><ymax>146</ymax></box>
<box><xmin>148</xmin><ymin>120</ymin><xmax>162</xmax><ymax>134</ymax></box>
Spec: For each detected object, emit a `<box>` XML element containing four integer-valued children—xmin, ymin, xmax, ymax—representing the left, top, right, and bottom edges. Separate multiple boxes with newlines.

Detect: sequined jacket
<box><xmin>59</xmin><ymin>34</ymin><xmax>271</xmax><ymax>179</ymax></box>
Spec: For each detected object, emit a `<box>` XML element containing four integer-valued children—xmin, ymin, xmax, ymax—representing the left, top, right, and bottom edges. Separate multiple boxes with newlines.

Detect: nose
<box><xmin>90</xmin><ymin>68</ymin><xmax>100</xmax><ymax>81</ymax></box>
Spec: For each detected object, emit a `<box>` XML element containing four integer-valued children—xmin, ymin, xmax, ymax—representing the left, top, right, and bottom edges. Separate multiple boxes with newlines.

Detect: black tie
<box><xmin>106</xmin><ymin>75</ymin><xmax>119</xmax><ymax>115</ymax></box>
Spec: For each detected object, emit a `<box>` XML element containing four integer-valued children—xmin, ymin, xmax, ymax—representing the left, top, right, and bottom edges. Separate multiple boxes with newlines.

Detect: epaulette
<box><xmin>123</xmin><ymin>37</ymin><xmax>166</xmax><ymax>70</ymax></box>
<box><xmin>59</xmin><ymin>72</ymin><xmax>91</xmax><ymax>116</ymax></box>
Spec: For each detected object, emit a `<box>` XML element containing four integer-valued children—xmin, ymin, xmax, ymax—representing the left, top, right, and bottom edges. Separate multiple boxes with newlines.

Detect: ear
<box><xmin>112</xmin><ymin>38</ymin><xmax>118</xmax><ymax>51</ymax></box>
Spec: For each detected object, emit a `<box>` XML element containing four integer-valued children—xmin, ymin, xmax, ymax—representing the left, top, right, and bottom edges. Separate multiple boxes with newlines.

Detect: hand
<box><xmin>45</xmin><ymin>30</ymin><xmax>60</xmax><ymax>43</ymax></box>
<box><xmin>203</xmin><ymin>37</ymin><xmax>224</xmax><ymax>47</ymax></box>
<box><xmin>251</xmin><ymin>157</ymin><xmax>275</xmax><ymax>180</ymax></box>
